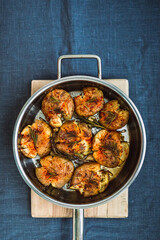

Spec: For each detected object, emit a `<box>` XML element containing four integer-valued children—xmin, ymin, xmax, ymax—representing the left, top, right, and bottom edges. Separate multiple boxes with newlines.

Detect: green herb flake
<box><xmin>50</xmin><ymin>96</ymin><xmax>60</xmax><ymax>103</ymax></box>
<box><xmin>103</xmin><ymin>111</ymin><xmax>117</xmax><ymax>125</ymax></box>
<box><xmin>68</xmin><ymin>140</ymin><xmax>80</xmax><ymax>148</ymax></box>
<box><xmin>86</xmin><ymin>97</ymin><xmax>97</xmax><ymax>103</ymax></box>
<box><xmin>30</xmin><ymin>128</ymin><xmax>38</xmax><ymax>146</ymax></box>
<box><xmin>85</xmin><ymin>105</ymin><xmax>90</xmax><ymax>111</ymax></box>
<box><xmin>102</xmin><ymin>142</ymin><xmax>120</xmax><ymax>157</ymax></box>
<box><xmin>75</xmin><ymin>114</ymin><xmax>105</xmax><ymax>129</ymax></box>
<box><xmin>88</xmin><ymin>172</ymin><xmax>98</xmax><ymax>185</ymax></box>
<box><xmin>48</xmin><ymin>168</ymin><xmax>58</xmax><ymax>177</ymax></box>
<box><xmin>63</xmin><ymin>131</ymin><xmax>77</xmax><ymax>139</ymax></box>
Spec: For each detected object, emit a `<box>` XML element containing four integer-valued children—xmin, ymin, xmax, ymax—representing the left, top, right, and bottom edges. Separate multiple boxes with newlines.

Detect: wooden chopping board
<box><xmin>31</xmin><ymin>79</ymin><xmax>129</xmax><ymax>218</ymax></box>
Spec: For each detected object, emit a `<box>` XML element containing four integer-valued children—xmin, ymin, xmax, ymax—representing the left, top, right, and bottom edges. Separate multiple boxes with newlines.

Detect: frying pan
<box><xmin>13</xmin><ymin>55</ymin><xmax>146</xmax><ymax>240</ymax></box>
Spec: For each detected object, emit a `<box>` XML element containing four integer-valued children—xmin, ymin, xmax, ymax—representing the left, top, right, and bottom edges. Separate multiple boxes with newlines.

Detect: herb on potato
<box><xmin>102</xmin><ymin>111</ymin><xmax>117</xmax><ymax>125</ymax></box>
<box><xmin>102</xmin><ymin>142</ymin><xmax>120</xmax><ymax>157</ymax></box>
<box><xmin>74</xmin><ymin>113</ymin><xmax>105</xmax><ymax>129</ymax></box>
<box><xmin>50</xmin><ymin>96</ymin><xmax>60</xmax><ymax>103</ymax></box>
<box><xmin>48</xmin><ymin>168</ymin><xmax>58</xmax><ymax>177</ymax></box>
<box><xmin>86</xmin><ymin>97</ymin><xmax>97</xmax><ymax>103</ymax></box>
<box><xmin>29</xmin><ymin>128</ymin><xmax>38</xmax><ymax>146</ymax></box>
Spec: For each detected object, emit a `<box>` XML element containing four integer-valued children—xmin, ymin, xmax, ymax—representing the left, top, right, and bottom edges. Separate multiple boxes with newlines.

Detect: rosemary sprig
<box><xmin>102</xmin><ymin>111</ymin><xmax>117</xmax><ymax>125</ymax></box>
<box><xmin>84</xmin><ymin>105</ymin><xmax>90</xmax><ymax>111</ymax></box>
<box><xmin>102</xmin><ymin>142</ymin><xmax>120</xmax><ymax>157</ymax></box>
<box><xmin>48</xmin><ymin>173</ymin><xmax>57</xmax><ymax>177</ymax></box>
<box><xmin>88</xmin><ymin>179</ymin><xmax>98</xmax><ymax>185</ymax></box>
<box><xmin>51</xmin><ymin>140</ymin><xmax>75</xmax><ymax>160</ymax></box>
<box><xmin>102</xmin><ymin>151</ymin><xmax>110</xmax><ymax>157</ymax></box>
<box><xmin>86</xmin><ymin>97</ymin><xmax>97</xmax><ymax>103</ymax></box>
<box><xmin>65</xmin><ymin>131</ymin><xmax>77</xmax><ymax>138</ymax></box>
<box><xmin>50</xmin><ymin>96</ymin><xmax>60</xmax><ymax>103</ymax></box>
<box><xmin>74</xmin><ymin>112</ymin><xmax>105</xmax><ymax>129</ymax></box>
<box><xmin>68</xmin><ymin>140</ymin><xmax>81</xmax><ymax>148</ymax></box>
<box><xmin>81</xmin><ymin>117</ymin><xmax>105</xmax><ymax>129</ymax></box>
<box><xmin>29</xmin><ymin>128</ymin><xmax>38</xmax><ymax>146</ymax></box>
<box><xmin>88</xmin><ymin>171</ymin><xmax>98</xmax><ymax>185</ymax></box>
<box><xmin>48</xmin><ymin>168</ymin><xmax>58</xmax><ymax>177</ymax></box>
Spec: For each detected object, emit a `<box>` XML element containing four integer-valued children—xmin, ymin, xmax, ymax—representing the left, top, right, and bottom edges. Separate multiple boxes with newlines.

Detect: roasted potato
<box><xmin>42</xmin><ymin>89</ymin><xmax>74</xmax><ymax>128</ymax></box>
<box><xmin>70</xmin><ymin>162</ymin><xmax>110</xmax><ymax>197</ymax></box>
<box><xmin>55</xmin><ymin>121</ymin><xmax>92</xmax><ymax>157</ymax></box>
<box><xmin>92</xmin><ymin>129</ymin><xmax>129</xmax><ymax>168</ymax></box>
<box><xmin>35</xmin><ymin>155</ymin><xmax>74</xmax><ymax>188</ymax></box>
<box><xmin>74</xmin><ymin>87</ymin><xmax>104</xmax><ymax>117</ymax></box>
<box><xmin>99</xmin><ymin>100</ymin><xmax>129</xmax><ymax>130</ymax></box>
<box><xmin>21</xmin><ymin>119</ymin><xmax>52</xmax><ymax>158</ymax></box>
<box><xmin>20</xmin><ymin>126</ymin><xmax>37</xmax><ymax>158</ymax></box>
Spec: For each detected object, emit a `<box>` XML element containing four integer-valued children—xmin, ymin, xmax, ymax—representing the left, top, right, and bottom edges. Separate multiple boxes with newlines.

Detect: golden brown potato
<box><xmin>21</xmin><ymin>126</ymin><xmax>37</xmax><ymax>158</ymax></box>
<box><xmin>70</xmin><ymin>163</ymin><xmax>110</xmax><ymax>197</ymax></box>
<box><xmin>74</xmin><ymin>87</ymin><xmax>104</xmax><ymax>117</ymax></box>
<box><xmin>42</xmin><ymin>89</ymin><xmax>74</xmax><ymax>128</ymax></box>
<box><xmin>92</xmin><ymin>129</ymin><xmax>129</xmax><ymax>168</ymax></box>
<box><xmin>21</xmin><ymin>119</ymin><xmax>52</xmax><ymax>158</ymax></box>
<box><xmin>99</xmin><ymin>100</ymin><xmax>129</xmax><ymax>130</ymax></box>
<box><xmin>55</xmin><ymin>121</ymin><xmax>92</xmax><ymax>158</ymax></box>
<box><xmin>35</xmin><ymin>155</ymin><xmax>74</xmax><ymax>188</ymax></box>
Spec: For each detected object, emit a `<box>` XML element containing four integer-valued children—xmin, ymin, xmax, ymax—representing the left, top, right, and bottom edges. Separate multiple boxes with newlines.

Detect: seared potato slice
<box><xmin>93</xmin><ymin>129</ymin><xmax>129</xmax><ymax>168</ymax></box>
<box><xmin>74</xmin><ymin>87</ymin><xmax>104</xmax><ymax>117</ymax></box>
<box><xmin>42</xmin><ymin>89</ymin><xmax>74</xmax><ymax>128</ymax></box>
<box><xmin>70</xmin><ymin>163</ymin><xmax>110</xmax><ymax>197</ymax></box>
<box><xmin>21</xmin><ymin>119</ymin><xmax>52</xmax><ymax>158</ymax></box>
<box><xmin>55</xmin><ymin>121</ymin><xmax>92</xmax><ymax>157</ymax></box>
<box><xmin>35</xmin><ymin>155</ymin><xmax>74</xmax><ymax>188</ymax></box>
<box><xmin>99</xmin><ymin>100</ymin><xmax>129</xmax><ymax>130</ymax></box>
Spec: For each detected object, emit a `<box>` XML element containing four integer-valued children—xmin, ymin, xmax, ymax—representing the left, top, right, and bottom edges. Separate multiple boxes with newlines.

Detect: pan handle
<box><xmin>73</xmin><ymin>208</ymin><xmax>84</xmax><ymax>240</ymax></box>
<box><xmin>57</xmin><ymin>54</ymin><xmax>102</xmax><ymax>79</ymax></box>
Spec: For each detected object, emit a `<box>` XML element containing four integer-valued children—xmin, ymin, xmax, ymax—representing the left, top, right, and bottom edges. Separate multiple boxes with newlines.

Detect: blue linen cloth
<box><xmin>0</xmin><ymin>0</ymin><xmax>160</xmax><ymax>239</ymax></box>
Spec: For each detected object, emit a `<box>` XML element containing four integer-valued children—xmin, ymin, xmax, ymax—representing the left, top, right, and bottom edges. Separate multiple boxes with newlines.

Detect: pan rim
<box><xmin>13</xmin><ymin>75</ymin><xmax>146</xmax><ymax>209</ymax></box>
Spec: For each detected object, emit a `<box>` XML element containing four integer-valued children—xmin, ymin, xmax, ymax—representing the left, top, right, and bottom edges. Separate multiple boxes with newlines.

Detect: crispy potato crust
<box><xmin>21</xmin><ymin>126</ymin><xmax>37</xmax><ymax>158</ymax></box>
<box><xmin>35</xmin><ymin>155</ymin><xmax>74</xmax><ymax>188</ymax></box>
<box><xmin>99</xmin><ymin>100</ymin><xmax>129</xmax><ymax>130</ymax></box>
<box><xmin>92</xmin><ymin>129</ymin><xmax>129</xmax><ymax>168</ymax></box>
<box><xmin>74</xmin><ymin>87</ymin><xmax>104</xmax><ymax>117</ymax></box>
<box><xmin>42</xmin><ymin>89</ymin><xmax>74</xmax><ymax>127</ymax></box>
<box><xmin>70</xmin><ymin>163</ymin><xmax>110</xmax><ymax>197</ymax></box>
<box><xmin>55</xmin><ymin>121</ymin><xmax>92</xmax><ymax>157</ymax></box>
<box><xmin>21</xmin><ymin>120</ymin><xmax>52</xmax><ymax>158</ymax></box>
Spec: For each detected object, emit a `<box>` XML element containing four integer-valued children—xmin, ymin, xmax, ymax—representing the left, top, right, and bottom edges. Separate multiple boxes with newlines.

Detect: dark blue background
<box><xmin>0</xmin><ymin>0</ymin><xmax>160</xmax><ymax>239</ymax></box>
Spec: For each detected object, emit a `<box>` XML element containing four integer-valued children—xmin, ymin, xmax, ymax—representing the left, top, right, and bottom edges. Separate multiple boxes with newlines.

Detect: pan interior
<box><xmin>16</xmin><ymin>78</ymin><xmax>142</xmax><ymax>206</ymax></box>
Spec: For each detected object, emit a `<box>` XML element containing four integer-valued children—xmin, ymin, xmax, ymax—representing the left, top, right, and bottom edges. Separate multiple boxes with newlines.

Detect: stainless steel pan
<box><xmin>13</xmin><ymin>55</ymin><xmax>146</xmax><ymax>240</ymax></box>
